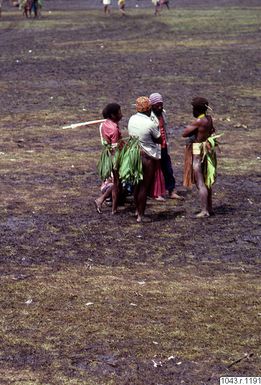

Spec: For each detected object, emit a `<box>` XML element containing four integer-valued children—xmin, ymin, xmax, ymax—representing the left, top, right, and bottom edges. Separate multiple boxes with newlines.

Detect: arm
<box><xmin>182</xmin><ymin>120</ymin><xmax>199</xmax><ymax>138</ymax></box>
<box><xmin>209</xmin><ymin>116</ymin><xmax>215</xmax><ymax>135</ymax></box>
<box><xmin>150</xmin><ymin>120</ymin><xmax>162</xmax><ymax>143</ymax></box>
<box><xmin>152</xmin><ymin>135</ymin><xmax>162</xmax><ymax>144</ymax></box>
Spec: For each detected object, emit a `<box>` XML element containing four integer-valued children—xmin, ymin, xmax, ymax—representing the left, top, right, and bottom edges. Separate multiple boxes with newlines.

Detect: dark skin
<box><xmin>103</xmin><ymin>3</ymin><xmax>110</xmax><ymax>15</ymax></box>
<box><xmin>160</xmin><ymin>0</ymin><xmax>170</xmax><ymax>10</ymax></box>
<box><xmin>183</xmin><ymin>106</ymin><xmax>215</xmax><ymax>217</ymax></box>
<box><xmin>134</xmin><ymin>108</ymin><xmax>161</xmax><ymax>222</ymax></box>
<box><xmin>183</xmin><ymin>106</ymin><xmax>215</xmax><ymax>143</ymax></box>
<box><xmin>95</xmin><ymin>108</ymin><xmax>123</xmax><ymax>214</ymax></box>
<box><xmin>151</xmin><ymin>102</ymin><xmax>183</xmax><ymax>199</ymax></box>
<box><xmin>151</xmin><ymin>102</ymin><xmax>164</xmax><ymax>117</ymax></box>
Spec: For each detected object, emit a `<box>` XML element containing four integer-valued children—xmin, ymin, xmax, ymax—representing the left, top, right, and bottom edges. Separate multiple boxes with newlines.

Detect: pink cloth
<box><xmin>101</xmin><ymin>119</ymin><xmax>122</xmax><ymax>145</ymax></box>
<box><xmin>158</xmin><ymin>115</ymin><xmax>167</xmax><ymax>149</ymax></box>
<box><xmin>101</xmin><ymin>178</ymin><xmax>113</xmax><ymax>193</ymax></box>
<box><xmin>151</xmin><ymin>160</ymin><xmax>166</xmax><ymax>198</ymax></box>
<box><xmin>149</xmin><ymin>93</ymin><xmax>163</xmax><ymax>105</ymax></box>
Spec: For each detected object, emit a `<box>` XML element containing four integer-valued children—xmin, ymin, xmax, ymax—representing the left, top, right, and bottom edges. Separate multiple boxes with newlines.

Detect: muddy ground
<box><xmin>0</xmin><ymin>1</ymin><xmax>260</xmax><ymax>384</ymax></box>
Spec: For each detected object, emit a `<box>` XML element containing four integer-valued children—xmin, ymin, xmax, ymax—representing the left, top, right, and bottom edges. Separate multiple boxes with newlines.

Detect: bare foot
<box><xmin>136</xmin><ymin>216</ymin><xmax>152</xmax><ymax>223</ymax></box>
<box><xmin>169</xmin><ymin>192</ymin><xmax>184</xmax><ymax>200</ymax></box>
<box><xmin>196</xmin><ymin>211</ymin><xmax>210</xmax><ymax>218</ymax></box>
<box><xmin>94</xmin><ymin>199</ymin><xmax>102</xmax><ymax>214</ymax></box>
<box><xmin>155</xmin><ymin>196</ymin><xmax>166</xmax><ymax>201</ymax></box>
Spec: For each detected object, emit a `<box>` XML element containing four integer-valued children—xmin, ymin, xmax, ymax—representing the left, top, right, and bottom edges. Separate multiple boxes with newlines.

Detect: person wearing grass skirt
<box><xmin>128</xmin><ymin>96</ymin><xmax>162</xmax><ymax>223</ymax></box>
<box><xmin>95</xmin><ymin>103</ymin><xmax>123</xmax><ymax>215</ymax></box>
<box><xmin>183</xmin><ymin>97</ymin><xmax>219</xmax><ymax>218</ymax></box>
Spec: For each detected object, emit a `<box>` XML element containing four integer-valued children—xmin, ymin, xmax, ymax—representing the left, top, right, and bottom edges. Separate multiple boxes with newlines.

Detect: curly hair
<box><xmin>191</xmin><ymin>97</ymin><xmax>209</xmax><ymax>114</ymax></box>
<box><xmin>102</xmin><ymin>103</ymin><xmax>121</xmax><ymax>119</ymax></box>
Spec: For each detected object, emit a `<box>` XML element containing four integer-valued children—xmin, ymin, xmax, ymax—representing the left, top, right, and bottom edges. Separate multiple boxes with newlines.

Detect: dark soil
<box><xmin>0</xmin><ymin>1</ymin><xmax>260</xmax><ymax>384</ymax></box>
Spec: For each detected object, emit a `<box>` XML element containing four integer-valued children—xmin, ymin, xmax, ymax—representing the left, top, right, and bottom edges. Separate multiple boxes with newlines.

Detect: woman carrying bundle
<box><xmin>95</xmin><ymin>103</ymin><xmax>123</xmax><ymax>215</ymax></box>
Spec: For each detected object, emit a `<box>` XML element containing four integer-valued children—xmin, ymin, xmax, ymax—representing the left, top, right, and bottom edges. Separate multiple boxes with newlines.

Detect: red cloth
<box><xmin>158</xmin><ymin>116</ymin><xmax>167</xmax><ymax>148</ymax></box>
<box><xmin>151</xmin><ymin>160</ymin><xmax>166</xmax><ymax>198</ymax></box>
<box><xmin>101</xmin><ymin>119</ymin><xmax>122</xmax><ymax>145</ymax></box>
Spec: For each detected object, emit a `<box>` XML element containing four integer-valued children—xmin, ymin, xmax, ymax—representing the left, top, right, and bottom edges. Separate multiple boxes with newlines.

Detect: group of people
<box><xmin>95</xmin><ymin>94</ymin><xmax>220</xmax><ymax>223</ymax></box>
<box><xmin>152</xmin><ymin>0</ymin><xmax>170</xmax><ymax>16</ymax></box>
<box><xmin>102</xmin><ymin>0</ymin><xmax>170</xmax><ymax>16</ymax></box>
<box><xmin>103</xmin><ymin>0</ymin><xmax>126</xmax><ymax>16</ymax></box>
<box><xmin>19</xmin><ymin>0</ymin><xmax>42</xmax><ymax>18</ymax></box>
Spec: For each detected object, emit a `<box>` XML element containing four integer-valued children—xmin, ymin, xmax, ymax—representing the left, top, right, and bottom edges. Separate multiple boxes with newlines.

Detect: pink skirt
<box><xmin>151</xmin><ymin>160</ymin><xmax>166</xmax><ymax>198</ymax></box>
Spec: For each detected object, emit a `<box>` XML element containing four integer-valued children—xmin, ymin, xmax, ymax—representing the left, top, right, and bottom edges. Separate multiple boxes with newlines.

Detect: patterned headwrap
<box><xmin>149</xmin><ymin>93</ymin><xmax>163</xmax><ymax>105</ymax></box>
<box><xmin>136</xmin><ymin>96</ymin><xmax>151</xmax><ymax>113</ymax></box>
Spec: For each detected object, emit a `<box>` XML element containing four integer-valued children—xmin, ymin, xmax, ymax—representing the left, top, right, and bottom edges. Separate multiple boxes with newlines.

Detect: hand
<box><xmin>206</xmin><ymin>141</ymin><xmax>212</xmax><ymax>152</ymax></box>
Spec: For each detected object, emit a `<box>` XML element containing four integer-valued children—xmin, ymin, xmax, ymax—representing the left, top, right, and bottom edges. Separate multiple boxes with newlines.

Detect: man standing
<box><xmin>149</xmin><ymin>93</ymin><xmax>183</xmax><ymax>200</ymax></box>
<box><xmin>128</xmin><ymin>97</ymin><xmax>161</xmax><ymax>223</ymax></box>
<box><xmin>183</xmin><ymin>97</ymin><xmax>218</xmax><ymax>217</ymax></box>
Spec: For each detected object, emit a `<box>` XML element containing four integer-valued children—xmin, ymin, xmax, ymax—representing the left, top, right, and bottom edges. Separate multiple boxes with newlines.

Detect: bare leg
<box><xmin>133</xmin><ymin>183</ymin><xmax>140</xmax><ymax>215</ymax></box>
<box><xmin>120</xmin><ymin>5</ymin><xmax>126</xmax><ymax>16</ymax></box>
<box><xmin>193</xmin><ymin>156</ymin><xmax>209</xmax><ymax>217</ymax></box>
<box><xmin>207</xmin><ymin>187</ymin><xmax>214</xmax><ymax>215</ymax></box>
<box><xmin>104</xmin><ymin>5</ymin><xmax>110</xmax><ymax>15</ymax></box>
<box><xmin>154</xmin><ymin>2</ymin><xmax>160</xmax><ymax>15</ymax></box>
<box><xmin>111</xmin><ymin>170</ymin><xmax>121</xmax><ymax>215</ymax></box>
<box><xmin>94</xmin><ymin>185</ymin><xmax>113</xmax><ymax>214</ymax></box>
<box><xmin>136</xmin><ymin>153</ymin><xmax>156</xmax><ymax>222</ymax></box>
<box><xmin>169</xmin><ymin>190</ymin><xmax>184</xmax><ymax>200</ymax></box>
<box><xmin>24</xmin><ymin>6</ymin><xmax>29</xmax><ymax>17</ymax></box>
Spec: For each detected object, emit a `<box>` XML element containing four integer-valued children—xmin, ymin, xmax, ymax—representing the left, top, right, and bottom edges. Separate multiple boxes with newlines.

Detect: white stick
<box><xmin>62</xmin><ymin>119</ymin><xmax>106</xmax><ymax>130</ymax></box>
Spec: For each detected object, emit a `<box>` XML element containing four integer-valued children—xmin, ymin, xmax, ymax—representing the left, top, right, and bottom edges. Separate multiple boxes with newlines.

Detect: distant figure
<box><xmin>20</xmin><ymin>0</ymin><xmax>31</xmax><ymax>18</ymax></box>
<box><xmin>30</xmin><ymin>0</ymin><xmax>39</xmax><ymax>17</ymax></box>
<box><xmin>118</xmin><ymin>0</ymin><xmax>126</xmax><ymax>16</ymax></box>
<box><xmin>20</xmin><ymin>0</ymin><xmax>38</xmax><ymax>18</ymax></box>
<box><xmin>0</xmin><ymin>0</ymin><xmax>2</xmax><ymax>18</ymax></box>
<box><xmin>160</xmin><ymin>0</ymin><xmax>170</xmax><ymax>10</ymax></box>
<box><xmin>38</xmin><ymin>0</ymin><xmax>43</xmax><ymax>17</ymax></box>
<box><xmin>152</xmin><ymin>0</ymin><xmax>160</xmax><ymax>16</ymax></box>
<box><xmin>103</xmin><ymin>0</ymin><xmax>111</xmax><ymax>15</ymax></box>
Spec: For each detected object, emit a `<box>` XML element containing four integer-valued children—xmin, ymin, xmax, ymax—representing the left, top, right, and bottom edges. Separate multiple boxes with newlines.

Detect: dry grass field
<box><xmin>0</xmin><ymin>1</ymin><xmax>260</xmax><ymax>384</ymax></box>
